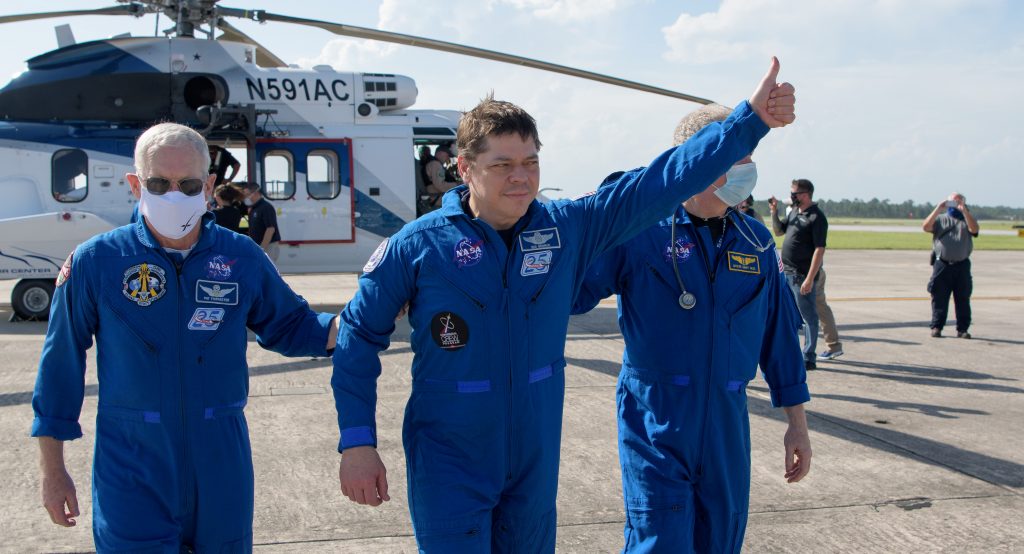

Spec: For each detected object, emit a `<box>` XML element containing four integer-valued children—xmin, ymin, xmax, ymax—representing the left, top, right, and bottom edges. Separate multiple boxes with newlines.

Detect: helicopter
<box><xmin>0</xmin><ymin>0</ymin><xmax>713</xmax><ymax>320</ymax></box>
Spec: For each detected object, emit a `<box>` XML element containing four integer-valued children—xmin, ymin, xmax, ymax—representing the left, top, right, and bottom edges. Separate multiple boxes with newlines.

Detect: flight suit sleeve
<box><xmin>31</xmin><ymin>246</ymin><xmax>98</xmax><ymax>441</ymax></box>
<box><xmin>247</xmin><ymin>252</ymin><xmax>334</xmax><ymax>358</ymax></box>
<box><xmin>331</xmin><ymin>237</ymin><xmax>415</xmax><ymax>451</ymax></box>
<box><xmin>759</xmin><ymin>247</ymin><xmax>810</xmax><ymax>407</ymax></box>
<box><xmin>571</xmin><ymin>246</ymin><xmax>625</xmax><ymax>315</ymax></box>
<box><xmin>562</xmin><ymin>101</ymin><xmax>769</xmax><ymax>267</ymax></box>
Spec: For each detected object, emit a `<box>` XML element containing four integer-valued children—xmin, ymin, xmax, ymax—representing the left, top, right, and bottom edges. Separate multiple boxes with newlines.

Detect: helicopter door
<box><xmin>255</xmin><ymin>138</ymin><xmax>355</xmax><ymax>243</ymax></box>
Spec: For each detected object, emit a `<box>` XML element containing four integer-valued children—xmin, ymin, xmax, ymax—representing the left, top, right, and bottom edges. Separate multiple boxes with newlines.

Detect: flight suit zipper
<box><xmin>169</xmin><ymin>254</ymin><xmax>195</xmax><ymax>518</ymax></box>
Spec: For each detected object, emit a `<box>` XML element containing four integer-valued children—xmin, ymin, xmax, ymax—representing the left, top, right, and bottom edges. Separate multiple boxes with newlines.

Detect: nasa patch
<box><xmin>206</xmin><ymin>255</ymin><xmax>237</xmax><ymax>280</ymax></box>
<box><xmin>521</xmin><ymin>250</ymin><xmax>552</xmax><ymax>277</ymax></box>
<box><xmin>363</xmin><ymin>239</ymin><xmax>389</xmax><ymax>273</ymax></box>
<box><xmin>454</xmin><ymin>237</ymin><xmax>484</xmax><ymax>268</ymax></box>
<box><xmin>55</xmin><ymin>252</ymin><xmax>73</xmax><ymax>288</ymax></box>
<box><xmin>188</xmin><ymin>307</ymin><xmax>225</xmax><ymax>331</ymax></box>
<box><xmin>519</xmin><ymin>227</ymin><xmax>561</xmax><ymax>252</ymax></box>
<box><xmin>196</xmin><ymin>280</ymin><xmax>239</xmax><ymax>305</ymax></box>
<box><xmin>431</xmin><ymin>311</ymin><xmax>469</xmax><ymax>350</ymax></box>
<box><xmin>122</xmin><ymin>263</ymin><xmax>167</xmax><ymax>306</ymax></box>
<box><xmin>664</xmin><ymin>236</ymin><xmax>695</xmax><ymax>263</ymax></box>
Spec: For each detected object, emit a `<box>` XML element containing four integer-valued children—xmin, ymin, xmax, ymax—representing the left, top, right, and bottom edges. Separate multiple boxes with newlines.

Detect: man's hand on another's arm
<box><xmin>339</xmin><ymin>445</ymin><xmax>390</xmax><ymax>507</ymax></box>
<box><xmin>749</xmin><ymin>56</ymin><xmax>796</xmax><ymax>128</ymax></box>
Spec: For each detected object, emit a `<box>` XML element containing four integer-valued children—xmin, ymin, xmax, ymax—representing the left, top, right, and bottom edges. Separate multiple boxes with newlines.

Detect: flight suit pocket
<box><xmin>727</xmin><ymin>291</ymin><xmax>768</xmax><ymax>383</ymax></box>
<box><xmin>101</xmin><ymin>304</ymin><xmax>163</xmax><ymax>411</ymax></box>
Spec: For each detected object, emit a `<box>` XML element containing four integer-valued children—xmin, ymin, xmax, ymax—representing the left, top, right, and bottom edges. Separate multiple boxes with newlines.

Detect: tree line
<box><xmin>752</xmin><ymin>197</ymin><xmax>1024</xmax><ymax>221</ymax></box>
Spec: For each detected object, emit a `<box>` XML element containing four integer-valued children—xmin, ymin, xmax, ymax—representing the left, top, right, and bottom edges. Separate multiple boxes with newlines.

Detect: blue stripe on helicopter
<box><xmin>7</xmin><ymin>40</ymin><xmax>159</xmax><ymax>92</ymax></box>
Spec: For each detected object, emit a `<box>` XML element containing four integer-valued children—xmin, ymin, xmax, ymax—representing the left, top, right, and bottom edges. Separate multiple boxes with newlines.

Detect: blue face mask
<box><xmin>713</xmin><ymin>162</ymin><xmax>757</xmax><ymax>207</ymax></box>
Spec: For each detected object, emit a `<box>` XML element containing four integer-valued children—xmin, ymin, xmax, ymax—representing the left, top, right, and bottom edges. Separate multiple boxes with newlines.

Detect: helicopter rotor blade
<box><xmin>0</xmin><ymin>5</ymin><xmax>144</xmax><ymax>26</ymax></box>
<box><xmin>221</xmin><ymin>9</ymin><xmax>713</xmax><ymax>105</ymax></box>
<box><xmin>215</xmin><ymin>18</ymin><xmax>288</xmax><ymax>68</ymax></box>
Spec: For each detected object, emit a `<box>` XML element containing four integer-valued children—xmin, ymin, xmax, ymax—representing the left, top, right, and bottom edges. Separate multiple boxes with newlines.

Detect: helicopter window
<box><xmin>364</xmin><ymin>82</ymin><xmax>374</xmax><ymax>92</ymax></box>
<box><xmin>307</xmin><ymin>150</ymin><xmax>340</xmax><ymax>200</ymax></box>
<box><xmin>386</xmin><ymin>82</ymin><xmax>397</xmax><ymax>92</ymax></box>
<box><xmin>262</xmin><ymin>151</ymin><xmax>295</xmax><ymax>201</ymax></box>
<box><xmin>51</xmin><ymin>149</ymin><xmax>89</xmax><ymax>203</ymax></box>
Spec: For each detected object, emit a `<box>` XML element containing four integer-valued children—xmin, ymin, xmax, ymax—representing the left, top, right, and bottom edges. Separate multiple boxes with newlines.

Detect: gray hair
<box><xmin>672</xmin><ymin>104</ymin><xmax>733</xmax><ymax>146</ymax></box>
<box><xmin>134</xmin><ymin>122</ymin><xmax>210</xmax><ymax>176</ymax></box>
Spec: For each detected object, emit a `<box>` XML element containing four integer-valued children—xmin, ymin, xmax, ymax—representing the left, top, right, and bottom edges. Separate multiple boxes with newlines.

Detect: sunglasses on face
<box><xmin>141</xmin><ymin>176</ymin><xmax>206</xmax><ymax>196</ymax></box>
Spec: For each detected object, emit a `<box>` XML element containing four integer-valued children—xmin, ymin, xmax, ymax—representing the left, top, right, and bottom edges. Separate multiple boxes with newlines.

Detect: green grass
<box><xmin>772</xmin><ymin>231</ymin><xmax>1024</xmax><ymax>250</ymax></box>
<box><xmin>828</xmin><ymin>217</ymin><xmax>1020</xmax><ymax>231</ymax></box>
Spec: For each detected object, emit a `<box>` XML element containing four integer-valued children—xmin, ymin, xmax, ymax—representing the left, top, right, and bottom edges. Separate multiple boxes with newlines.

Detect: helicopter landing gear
<box><xmin>11</xmin><ymin>278</ymin><xmax>54</xmax><ymax>321</ymax></box>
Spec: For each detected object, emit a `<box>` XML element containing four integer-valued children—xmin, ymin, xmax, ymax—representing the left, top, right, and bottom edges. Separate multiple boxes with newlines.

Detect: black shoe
<box><xmin>957</xmin><ymin>331</ymin><xmax>971</xmax><ymax>339</ymax></box>
<box><xmin>805</xmin><ymin>361</ymin><xmax>817</xmax><ymax>371</ymax></box>
<box><xmin>930</xmin><ymin>328</ymin><xmax>942</xmax><ymax>338</ymax></box>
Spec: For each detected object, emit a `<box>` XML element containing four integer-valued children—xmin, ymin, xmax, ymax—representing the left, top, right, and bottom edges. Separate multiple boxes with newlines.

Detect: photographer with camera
<box><xmin>923</xmin><ymin>193</ymin><xmax>980</xmax><ymax>338</ymax></box>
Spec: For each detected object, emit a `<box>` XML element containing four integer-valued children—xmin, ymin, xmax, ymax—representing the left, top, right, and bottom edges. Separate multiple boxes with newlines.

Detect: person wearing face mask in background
<box><xmin>736</xmin><ymin>193</ymin><xmax>766</xmax><ymax>227</ymax></box>
<box><xmin>239</xmin><ymin>181</ymin><xmax>282</xmax><ymax>263</ymax></box>
<box><xmin>769</xmin><ymin>179</ymin><xmax>829</xmax><ymax>370</ymax></box>
<box><xmin>31</xmin><ymin>123</ymin><xmax>340</xmax><ymax>551</ymax></box>
<box><xmin>572</xmin><ymin>104</ymin><xmax>811</xmax><ymax>553</ymax></box>
<box><xmin>923</xmin><ymin>192</ymin><xmax>979</xmax><ymax>338</ymax></box>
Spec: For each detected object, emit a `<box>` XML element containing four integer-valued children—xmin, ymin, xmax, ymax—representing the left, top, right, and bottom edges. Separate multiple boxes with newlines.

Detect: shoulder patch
<box><xmin>55</xmin><ymin>252</ymin><xmax>73</xmax><ymax>287</ymax></box>
<box><xmin>363</xmin><ymin>238</ymin><xmax>389</xmax><ymax>273</ymax></box>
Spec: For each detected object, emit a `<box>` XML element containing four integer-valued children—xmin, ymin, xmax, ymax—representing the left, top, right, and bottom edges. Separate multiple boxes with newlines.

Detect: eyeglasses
<box><xmin>140</xmin><ymin>176</ymin><xmax>206</xmax><ymax>196</ymax></box>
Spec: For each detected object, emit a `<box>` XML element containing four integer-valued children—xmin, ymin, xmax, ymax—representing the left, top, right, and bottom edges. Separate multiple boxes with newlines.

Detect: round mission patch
<box><xmin>430</xmin><ymin>311</ymin><xmax>469</xmax><ymax>350</ymax></box>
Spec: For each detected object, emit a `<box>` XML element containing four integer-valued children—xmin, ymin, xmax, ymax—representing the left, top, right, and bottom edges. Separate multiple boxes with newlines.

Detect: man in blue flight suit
<box><xmin>572</xmin><ymin>105</ymin><xmax>812</xmax><ymax>553</ymax></box>
<box><xmin>32</xmin><ymin>123</ymin><xmax>339</xmax><ymax>552</ymax></box>
<box><xmin>333</xmin><ymin>58</ymin><xmax>796</xmax><ymax>552</ymax></box>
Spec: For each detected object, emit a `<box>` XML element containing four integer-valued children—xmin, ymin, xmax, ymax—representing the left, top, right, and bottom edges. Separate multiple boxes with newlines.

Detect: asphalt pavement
<box><xmin>1</xmin><ymin>250</ymin><xmax>1022</xmax><ymax>552</ymax></box>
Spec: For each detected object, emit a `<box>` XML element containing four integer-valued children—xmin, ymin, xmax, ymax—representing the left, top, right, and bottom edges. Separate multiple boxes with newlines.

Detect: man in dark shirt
<box><xmin>240</xmin><ymin>181</ymin><xmax>281</xmax><ymax>263</ymax></box>
<box><xmin>769</xmin><ymin>178</ymin><xmax>828</xmax><ymax>370</ymax></box>
<box><xmin>208</xmin><ymin>145</ymin><xmax>241</xmax><ymax>186</ymax></box>
<box><xmin>922</xmin><ymin>192</ymin><xmax>980</xmax><ymax>338</ymax></box>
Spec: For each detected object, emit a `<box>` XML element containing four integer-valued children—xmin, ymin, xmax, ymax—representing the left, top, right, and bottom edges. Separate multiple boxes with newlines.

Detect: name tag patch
<box><xmin>727</xmin><ymin>251</ymin><xmax>760</xmax><ymax>274</ymax></box>
<box><xmin>196</xmin><ymin>280</ymin><xmax>239</xmax><ymax>305</ymax></box>
<box><xmin>188</xmin><ymin>307</ymin><xmax>225</xmax><ymax>331</ymax></box>
<box><xmin>519</xmin><ymin>227</ymin><xmax>561</xmax><ymax>252</ymax></box>
<box><xmin>521</xmin><ymin>250</ymin><xmax>552</xmax><ymax>276</ymax></box>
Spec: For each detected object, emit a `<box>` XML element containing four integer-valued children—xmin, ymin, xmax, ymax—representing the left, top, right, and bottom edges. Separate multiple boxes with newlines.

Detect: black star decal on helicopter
<box><xmin>193</xmin><ymin>53</ymin><xmax>201</xmax><ymax>61</ymax></box>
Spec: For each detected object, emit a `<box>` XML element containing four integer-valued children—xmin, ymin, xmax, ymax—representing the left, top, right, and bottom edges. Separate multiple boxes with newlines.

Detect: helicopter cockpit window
<box><xmin>262</xmin><ymin>151</ymin><xmax>295</xmax><ymax>201</ymax></box>
<box><xmin>51</xmin><ymin>149</ymin><xmax>88</xmax><ymax>203</ymax></box>
<box><xmin>307</xmin><ymin>150</ymin><xmax>340</xmax><ymax>200</ymax></box>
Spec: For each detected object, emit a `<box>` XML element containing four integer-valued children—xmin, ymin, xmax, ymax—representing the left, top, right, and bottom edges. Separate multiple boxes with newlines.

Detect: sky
<box><xmin>0</xmin><ymin>0</ymin><xmax>1021</xmax><ymax>207</ymax></box>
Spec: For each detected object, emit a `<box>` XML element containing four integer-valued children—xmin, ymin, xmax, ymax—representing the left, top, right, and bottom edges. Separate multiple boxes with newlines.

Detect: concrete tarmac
<box><xmin>1</xmin><ymin>250</ymin><xmax>1022</xmax><ymax>552</ymax></box>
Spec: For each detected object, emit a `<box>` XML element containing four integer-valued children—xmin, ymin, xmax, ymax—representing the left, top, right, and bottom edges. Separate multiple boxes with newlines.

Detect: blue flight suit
<box><xmin>32</xmin><ymin>213</ymin><xmax>335</xmax><ymax>553</ymax></box>
<box><xmin>332</xmin><ymin>101</ymin><xmax>769</xmax><ymax>553</ymax></box>
<box><xmin>573</xmin><ymin>208</ymin><xmax>810</xmax><ymax>553</ymax></box>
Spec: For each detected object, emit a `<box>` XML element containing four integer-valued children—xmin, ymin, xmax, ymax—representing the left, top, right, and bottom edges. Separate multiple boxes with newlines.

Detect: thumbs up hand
<box><xmin>750</xmin><ymin>56</ymin><xmax>795</xmax><ymax>128</ymax></box>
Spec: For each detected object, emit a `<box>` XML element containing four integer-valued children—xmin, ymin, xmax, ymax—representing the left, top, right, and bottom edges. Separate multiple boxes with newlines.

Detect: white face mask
<box><xmin>139</xmin><ymin>187</ymin><xmax>207</xmax><ymax>240</ymax></box>
<box><xmin>713</xmin><ymin>162</ymin><xmax>758</xmax><ymax>207</ymax></box>
<box><xmin>243</xmin><ymin>196</ymin><xmax>255</xmax><ymax>207</ymax></box>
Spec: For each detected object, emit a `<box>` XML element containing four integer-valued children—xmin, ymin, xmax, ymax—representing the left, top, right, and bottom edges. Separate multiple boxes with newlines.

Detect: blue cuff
<box><xmin>312</xmin><ymin>312</ymin><xmax>337</xmax><ymax>357</ymax></box>
<box><xmin>339</xmin><ymin>425</ymin><xmax>376</xmax><ymax>452</ymax></box>
<box><xmin>31</xmin><ymin>417</ymin><xmax>83</xmax><ymax>441</ymax></box>
<box><xmin>769</xmin><ymin>382</ymin><xmax>811</xmax><ymax>408</ymax></box>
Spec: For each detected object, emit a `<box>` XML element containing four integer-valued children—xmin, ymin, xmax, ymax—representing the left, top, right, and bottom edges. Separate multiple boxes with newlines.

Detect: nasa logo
<box><xmin>664</xmin><ymin>237</ymin><xmax>695</xmax><ymax>263</ymax></box>
<box><xmin>206</xmin><ymin>255</ymin><xmax>237</xmax><ymax>280</ymax></box>
<box><xmin>188</xmin><ymin>307</ymin><xmax>225</xmax><ymax>331</ymax></box>
<box><xmin>122</xmin><ymin>262</ymin><xmax>168</xmax><ymax>306</ymax></box>
<box><xmin>454</xmin><ymin>237</ymin><xmax>484</xmax><ymax>268</ymax></box>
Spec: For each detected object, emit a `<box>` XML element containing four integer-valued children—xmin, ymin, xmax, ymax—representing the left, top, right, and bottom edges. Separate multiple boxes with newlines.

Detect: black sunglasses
<box><xmin>143</xmin><ymin>176</ymin><xmax>206</xmax><ymax>196</ymax></box>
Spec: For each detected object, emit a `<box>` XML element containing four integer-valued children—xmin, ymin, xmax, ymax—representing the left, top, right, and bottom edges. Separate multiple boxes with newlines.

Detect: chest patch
<box><xmin>431</xmin><ymin>311</ymin><xmax>469</xmax><ymax>350</ymax></box>
<box><xmin>519</xmin><ymin>227</ymin><xmax>561</xmax><ymax>252</ymax></box>
<box><xmin>664</xmin><ymin>236</ymin><xmax>695</xmax><ymax>263</ymax></box>
<box><xmin>196</xmin><ymin>280</ymin><xmax>239</xmax><ymax>305</ymax></box>
<box><xmin>727</xmin><ymin>251</ymin><xmax>760</xmax><ymax>274</ymax></box>
<box><xmin>521</xmin><ymin>250</ymin><xmax>552</xmax><ymax>276</ymax></box>
<box><xmin>188</xmin><ymin>307</ymin><xmax>225</xmax><ymax>331</ymax></box>
<box><xmin>454</xmin><ymin>237</ymin><xmax>484</xmax><ymax>268</ymax></box>
<box><xmin>122</xmin><ymin>263</ymin><xmax>167</xmax><ymax>306</ymax></box>
<box><xmin>205</xmin><ymin>255</ymin><xmax>237</xmax><ymax>280</ymax></box>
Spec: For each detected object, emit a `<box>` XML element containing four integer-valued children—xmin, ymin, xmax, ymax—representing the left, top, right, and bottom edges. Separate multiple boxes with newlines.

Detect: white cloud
<box><xmin>499</xmin><ymin>0</ymin><xmax>634</xmax><ymax>21</ymax></box>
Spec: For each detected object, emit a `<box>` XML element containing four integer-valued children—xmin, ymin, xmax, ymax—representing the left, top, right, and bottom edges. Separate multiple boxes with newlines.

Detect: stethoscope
<box><xmin>668</xmin><ymin>208</ymin><xmax>773</xmax><ymax>310</ymax></box>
